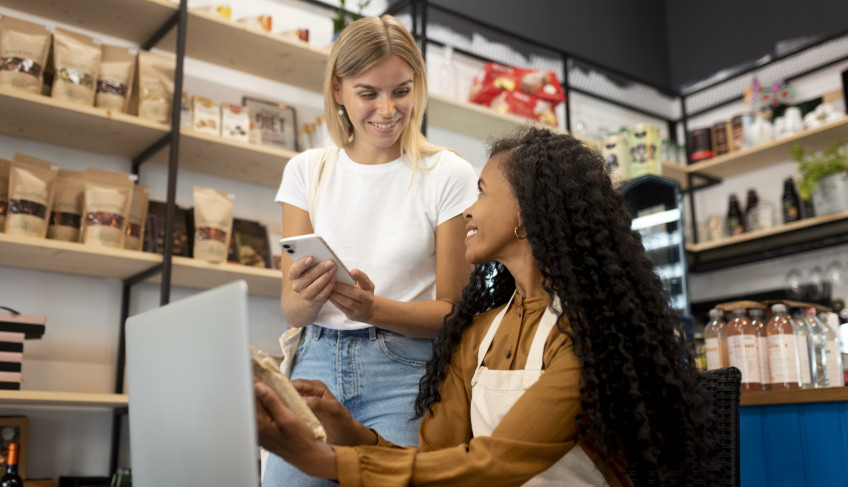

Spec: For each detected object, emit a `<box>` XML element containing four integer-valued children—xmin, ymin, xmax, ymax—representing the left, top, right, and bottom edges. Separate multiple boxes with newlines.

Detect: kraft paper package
<box><xmin>193</xmin><ymin>186</ymin><xmax>234</xmax><ymax>264</ymax></box>
<box><xmin>7</xmin><ymin>153</ymin><xmax>59</xmax><ymax>238</ymax></box>
<box><xmin>95</xmin><ymin>44</ymin><xmax>136</xmax><ymax>113</ymax></box>
<box><xmin>134</xmin><ymin>50</ymin><xmax>175</xmax><ymax>123</ymax></box>
<box><xmin>47</xmin><ymin>169</ymin><xmax>85</xmax><ymax>242</ymax></box>
<box><xmin>0</xmin><ymin>158</ymin><xmax>10</xmax><ymax>232</ymax></box>
<box><xmin>0</xmin><ymin>15</ymin><xmax>51</xmax><ymax>94</ymax></box>
<box><xmin>51</xmin><ymin>27</ymin><xmax>101</xmax><ymax>106</ymax></box>
<box><xmin>124</xmin><ymin>184</ymin><xmax>149</xmax><ymax>251</ymax></box>
<box><xmin>82</xmin><ymin>168</ymin><xmax>135</xmax><ymax>248</ymax></box>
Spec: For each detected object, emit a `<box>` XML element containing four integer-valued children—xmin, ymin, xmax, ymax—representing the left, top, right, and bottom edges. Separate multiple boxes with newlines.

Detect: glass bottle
<box><xmin>792</xmin><ymin>311</ymin><xmax>814</xmax><ymax>388</ymax></box>
<box><xmin>726</xmin><ymin>194</ymin><xmax>744</xmax><ymax>236</ymax></box>
<box><xmin>749</xmin><ymin>308</ymin><xmax>770</xmax><ymax>390</ymax></box>
<box><xmin>439</xmin><ymin>45</ymin><xmax>459</xmax><ymax>99</ymax></box>
<box><xmin>703</xmin><ymin>308</ymin><xmax>729</xmax><ymax>370</ymax></box>
<box><xmin>727</xmin><ymin>308</ymin><xmax>761</xmax><ymax>391</ymax></box>
<box><xmin>0</xmin><ymin>443</ymin><xmax>22</xmax><ymax>486</ymax></box>
<box><xmin>782</xmin><ymin>177</ymin><xmax>801</xmax><ymax>224</ymax></box>
<box><xmin>744</xmin><ymin>189</ymin><xmax>759</xmax><ymax>232</ymax></box>
<box><xmin>802</xmin><ymin>308</ymin><xmax>830</xmax><ymax>387</ymax></box>
<box><xmin>766</xmin><ymin>304</ymin><xmax>800</xmax><ymax>390</ymax></box>
<box><xmin>824</xmin><ymin>313</ymin><xmax>845</xmax><ymax>387</ymax></box>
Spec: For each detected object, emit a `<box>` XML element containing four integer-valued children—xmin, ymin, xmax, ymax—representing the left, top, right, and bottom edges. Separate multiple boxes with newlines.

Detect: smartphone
<box><xmin>279</xmin><ymin>234</ymin><xmax>356</xmax><ymax>286</ymax></box>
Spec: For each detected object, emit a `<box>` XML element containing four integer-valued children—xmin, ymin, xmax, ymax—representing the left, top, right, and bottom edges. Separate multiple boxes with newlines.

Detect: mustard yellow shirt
<box><xmin>333</xmin><ymin>293</ymin><xmax>632</xmax><ymax>486</ymax></box>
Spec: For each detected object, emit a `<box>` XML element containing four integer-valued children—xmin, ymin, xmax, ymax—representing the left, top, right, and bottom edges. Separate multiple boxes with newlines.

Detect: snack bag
<box><xmin>469</xmin><ymin>63</ymin><xmax>565</xmax><ymax>125</ymax></box>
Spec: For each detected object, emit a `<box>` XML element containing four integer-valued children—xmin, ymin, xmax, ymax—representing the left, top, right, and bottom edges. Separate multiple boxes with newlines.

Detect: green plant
<box><xmin>791</xmin><ymin>140</ymin><xmax>848</xmax><ymax>201</ymax></box>
<box><xmin>333</xmin><ymin>0</ymin><xmax>371</xmax><ymax>35</ymax></box>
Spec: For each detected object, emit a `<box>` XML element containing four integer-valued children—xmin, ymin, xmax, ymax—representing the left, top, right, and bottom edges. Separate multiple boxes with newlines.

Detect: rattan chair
<box><xmin>627</xmin><ymin>366</ymin><xmax>742</xmax><ymax>486</ymax></box>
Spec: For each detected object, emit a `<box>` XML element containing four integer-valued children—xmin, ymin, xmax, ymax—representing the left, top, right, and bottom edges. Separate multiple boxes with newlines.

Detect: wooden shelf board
<box><xmin>428</xmin><ymin>94</ymin><xmax>566</xmax><ymax>140</ymax></box>
<box><xmin>0</xmin><ymin>0</ymin><xmax>176</xmax><ymax>45</ymax></box>
<box><xmin>146</xmin><ymin>256</ymin><xmax>282</xmax><ymax>298</ymax></box>
<box><xmin>660</xmin><ymin>161</ymin><xmax>689</xmax><ymax>188</ymax></box>
<box><xmin>741</xmin><ymin>386</ymin><xmax>848</xmax><ymax>406</ymax></box>
<box><xmin>0</xmin><ymin>86</ymin><xmax>168</xmax><ymax>158</ymax></box>
<box><xmin>686</xmin><ymin>209</ymin><xmax>848</xmax><ymax>253</ymax></box>
<box><xmin>0</xmin><ymin>233</ymin><xmax>161</xmax><ymax>280</ymax></box>
<box><xmin>147</xmin><ymin>130</ymin><xmax>296</xmax><ymax>187</ymax></box>
<box><xmin>0</xmin><ymin>390</ymin><xmax>128</xmax><ymax>408</ymax></box>
<box><xmin>159</xmin><ymin>9</ymin><xmax>329</xmax><ymax>90</ymax></box>
<box><xmin>687</xmin><ymin>116</ymin><xmax>848</xmax><ymax>180</ymax></box>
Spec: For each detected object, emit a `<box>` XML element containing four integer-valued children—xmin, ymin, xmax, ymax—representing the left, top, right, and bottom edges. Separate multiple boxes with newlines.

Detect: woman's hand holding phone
<box><xmin>287</xmin><ymin>256</ymin><xmax>339</xmax><ymax>305</ymax></box>
<box><xmin>329</xmin><ymin>269</ymin><xmax>376</xmax><ymax>323</ymax></box>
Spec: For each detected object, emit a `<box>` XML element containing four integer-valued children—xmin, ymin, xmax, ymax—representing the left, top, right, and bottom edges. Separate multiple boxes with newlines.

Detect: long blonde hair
<box><xmin>323</xmin><ymin>15</ymin><xmax>444</xmax><ymax>170</ymax></box>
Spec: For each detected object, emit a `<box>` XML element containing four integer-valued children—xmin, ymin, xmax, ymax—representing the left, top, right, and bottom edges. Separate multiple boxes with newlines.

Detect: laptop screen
<box><xmin>126</xmin><ymin>281</ymin><xmax>259</xmax><ymax>487</ymax></box>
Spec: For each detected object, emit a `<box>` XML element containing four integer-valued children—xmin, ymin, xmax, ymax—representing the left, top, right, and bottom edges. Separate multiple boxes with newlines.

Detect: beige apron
<box><xmin>470</xmin><ymin>293</ymin><xmax>609</xmax><ymax>486</ymax></box>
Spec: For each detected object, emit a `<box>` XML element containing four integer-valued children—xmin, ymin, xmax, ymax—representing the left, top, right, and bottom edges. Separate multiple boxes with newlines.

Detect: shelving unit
<box><xmin>0</xmin><ymin>390</ymin><xmax>128</xmax><ymax>408</ymax></box>
<box><xmin>741</xmin><ymin>387</ymin><xmax>848</xmax><ymax>406</ymax></box>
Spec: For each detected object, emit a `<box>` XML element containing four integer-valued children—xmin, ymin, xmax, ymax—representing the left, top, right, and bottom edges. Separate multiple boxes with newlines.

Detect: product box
<box><xmin>143</xmin><ymin>201</ymin><xmax>192</xmax><ymax>257</ymax></box>
<box><xmin>227</xmin><ymin>218</ymin><xmax>272</xmax><ymax>268</ymax></box>
<box><xmin>602</xmin><ymin>132</ymin><xmax>629</xmax><ymax>184</ymax></box>
<box><xmin>0</xmin><ymin>311</ymin><xmax>46</xmax><ymax>391</ymax></box>
<box><xmin>469</xmin><ymin>63</ymin><xmax>565</xmax><ymax>126</ymax></box>
<box><xmin>627</xmin><ymin>123</ymin><xmax>662</xmax><ymax>179</ymax></box>
<box><xmin>221</xmin><ymin>104</ymin><xmax>250</xmax><ymax>143</ymax></box>
<box><xmin>191</xmin><ymin>95</ymin><xmax>220</xmax><ymax>136</ymax></box>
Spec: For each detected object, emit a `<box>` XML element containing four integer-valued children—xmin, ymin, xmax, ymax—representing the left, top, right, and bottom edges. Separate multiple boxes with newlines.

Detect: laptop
<box><xmin>126</xmin><ymin>280</ymin><xmax>259</xmax><ymax>487</ymax></box>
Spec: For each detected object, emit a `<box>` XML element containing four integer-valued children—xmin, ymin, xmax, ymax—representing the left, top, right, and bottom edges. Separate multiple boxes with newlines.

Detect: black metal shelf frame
<box><xmin>387</xmin><ymin>0</ymin><xmax>848</xmax><ymax>271</ymax></box>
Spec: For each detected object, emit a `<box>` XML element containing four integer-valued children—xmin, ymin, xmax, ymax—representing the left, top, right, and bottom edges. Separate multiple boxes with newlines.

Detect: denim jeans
<box><xmin>262</xmin><ymin>325</ymin><xmax>433</xmax><ymax>487</ymax></box>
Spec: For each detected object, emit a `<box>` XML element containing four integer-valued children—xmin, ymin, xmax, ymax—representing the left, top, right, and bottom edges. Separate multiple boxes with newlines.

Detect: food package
<box><xmin>95</xmin><ymin>44</ymin><xmax>136</xmax><ymax>113</ymax></box>
<box><xmin>236</xmin><ymin>15</ymin><xmax>272</xmax><ymax>32</ymax></box>
<box><xmin>133</xmin><ymin>50</ymin><xmax>175</xmax><ymax>124</ymax></box>
<box><xmin>192</xmin><ymin>95</ymin><xmax>220</xmax><ymax>136</ymax></box>
<box><xmin>51</xmin><ymin>27</ymin><xmax>101</xmax><ymax>106</ymax></box>
<box><xmin>7</xmin><ymin>153</ymin><xmax>59</xmax><ymax>238</ymax></box>
<box><xmin>221</xmin><ymin>104</ymin><xmax>250</xmax><ymax>142</ymax></box>
<box><xmin>602</xmin><ymin>132</ymin><xmax>630</xmax><ymax>184</ymax></box>
<box><xmin>47</xmin><ymin>169</ymin><xmax>85</xmax><ymax>242</ymax></box>
<box><xmin>0</xmin><ymin>15</ymin><xmax>51</xmax><ymax>94</ymax></box>
<box><xmin>627</xmin><ymin>123</ymin><xmax>662</xmax><ymax>179</ymax></box>
<box><xmin>192</xmin><ymin>186</ymin><xmax>233</xmax><ymax>264</ymax></box>
<box><xmin>469</xmin><ymin>63</ymin><xmax>565</xmax><ymax>125</ymax></box>
<box><xmin>82</xmin><ymin>169</ymin><xmax>135</xmax><ymax>248</ymax></box>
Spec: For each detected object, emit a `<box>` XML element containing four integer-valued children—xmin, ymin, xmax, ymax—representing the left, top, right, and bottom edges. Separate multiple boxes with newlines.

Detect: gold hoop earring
<box><xmin>514</xmin><ymin>226</ymin><xmax>526</xmax><ymax>239</ymax></box>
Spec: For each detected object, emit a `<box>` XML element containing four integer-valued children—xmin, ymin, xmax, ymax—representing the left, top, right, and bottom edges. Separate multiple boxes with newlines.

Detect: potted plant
<box><xmin>791</xmin><ymin>140</ymin><xmax>848</xmax><ymax>216</ymax></box>
<box><xmin>333</xmin><ymin>0</ymin><xmax>371</xmax><ymax>39</ymax></box>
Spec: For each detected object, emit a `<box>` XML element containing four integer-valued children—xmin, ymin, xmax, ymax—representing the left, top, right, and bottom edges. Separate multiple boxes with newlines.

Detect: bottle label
<box><xmin>797</xmin><ymin>335</ymin><xmax>812</xmax><ymax>384</ymax></box>
<box><xmin>705</xmin><ymin>337</ymin><xmax>722</xmax><ymax>370</ymax></box>
<box><xmin>768</xmin><ymin>334</ymin><xmax>800</xmax><ymax>384</ymax></box>
<box><xmin>825</xmin><ymin>340</ymin><xmax>843</xmax><ymax>387</ymax></box>
<box><xmin>728</xmin><ymin>334</ymin><xmax>761</xmax><ymax>383</ymax></box>
<box><xmin>758</xmin><ymin>336</ymin><xmax>771</xmax><ymax>385</ymax></box>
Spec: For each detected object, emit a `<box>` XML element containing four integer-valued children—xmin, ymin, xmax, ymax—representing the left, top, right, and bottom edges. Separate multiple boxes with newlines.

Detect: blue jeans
<box><xmin>262</xmin><ymin>325</ymin><xmax>433</xmax><ymax>487</ymax></box>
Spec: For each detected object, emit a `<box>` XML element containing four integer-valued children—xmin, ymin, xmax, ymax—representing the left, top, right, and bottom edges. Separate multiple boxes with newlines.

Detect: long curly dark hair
<box><xmin>415</xmin><ymin>127</ymin><xmax>714</xmax><ymax>482</ymax></box>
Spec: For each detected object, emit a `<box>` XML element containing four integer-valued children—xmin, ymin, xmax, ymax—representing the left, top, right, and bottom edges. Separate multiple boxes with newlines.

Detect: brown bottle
<box><xmin>727</xmin><ymin>308</ymin><xmax>762</xmax><ymax>391</ymax></box>
<box><xmin>766</xmin><ymin>304</ymin><xmax>801</xmax><ymax>390</ymax></box>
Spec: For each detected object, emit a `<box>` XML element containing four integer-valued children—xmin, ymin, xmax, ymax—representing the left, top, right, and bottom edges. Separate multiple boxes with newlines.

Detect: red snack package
<box><xmin>469</xmin><ymin>63</ymin><xmax>565</xmax><ymax>106</ymax></box>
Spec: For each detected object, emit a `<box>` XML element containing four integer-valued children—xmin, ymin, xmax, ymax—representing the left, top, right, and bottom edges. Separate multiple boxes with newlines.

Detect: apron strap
<box><xmin>524</xmin><ymin>296</ymin><xmax>562</xmax><ymax>371</ymax></box>
<box><xmin>476</xmin><ymin>292</ymin><xmax>516</xmax><ymax>368</ymax></box>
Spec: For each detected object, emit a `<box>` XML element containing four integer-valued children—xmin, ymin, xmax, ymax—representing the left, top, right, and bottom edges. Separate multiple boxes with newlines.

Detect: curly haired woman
<box><xmin>256</xmin><ymin>127</ymin><xmax>715</xmax><ymax>486</ymax></box>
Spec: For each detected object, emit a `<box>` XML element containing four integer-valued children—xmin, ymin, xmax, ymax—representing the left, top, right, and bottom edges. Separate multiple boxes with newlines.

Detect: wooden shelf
<box><xmin>686</xmin><ymin>209</ymin><xmax>848</xmax><ymax>272</ymax></box>
<box><xmin>687</xmin><ymin>116</ymin><xmax>848</xmax><ymax>181</ymax></box>
<box><xmin>161</xmin><ymin>9</ymin><xmax>329</xmax><ymax>91</ymax></box>
<box><xmin>0</xmin><ymin>86</ymin><xmax>168</xmax><ymax>158</ymax></box>
<box><xmin>0</xmin><ymin>233</ymin><xmax>161</xmax><ymax>280</ymax></box>
<box><xmin>0</xmin><ymin>234</ymin><xmax>282</xmax><ymax>297</ymax></box>
<box><xmin>660</xmin><ymin>161</ymin><xmax>689</xmax><ymax>188</ymax></box>
<box><xmin>0</xmin><ymin>0</ymin><xmax>176</xmax><ymax>46</ymax></box>
<box><xmin>741</xmin><ymin>386</ymin><xmax>848</xmax><ymax>406</ymax></box>
<box><xmin>0</xmin><ymin>87</ymin><xmax>296</xmax><ymax>186</ymax></box>
<box><xmin>687</xmin><ymin>209</ymin><xmax>848</xmax><ymax>253</ymax></box>
<box><xmin>149</xmin><ymin>256</ymin><xmax>282</xmax><ymax>298</ymax></box>
<box><xmin>0</xmin><ymin>390</ymin><xmax>128</xmax><ymax>408</ymax></box>
<box><xmin>165</xmin><ymin>130</ymin><xmax>296</xmax><ymax>187</ymax></box>
<box><xmin>428</xmin><ymin>94</ymin><xmax>566</xmax><ymax>140</ymax></box>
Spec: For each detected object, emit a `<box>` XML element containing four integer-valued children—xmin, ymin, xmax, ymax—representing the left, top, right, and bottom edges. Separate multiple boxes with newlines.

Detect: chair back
<box><xmin>627</xmin><ymin>366</ymin><xmax>742</xmax><ymax>486</ymax></box>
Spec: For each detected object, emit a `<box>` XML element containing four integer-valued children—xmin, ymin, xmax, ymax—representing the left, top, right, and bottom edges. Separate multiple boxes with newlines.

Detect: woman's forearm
<box><xmin>368</xmin><ymin>297</ymin><xmax>454</xmax><ymax>338</ymax></box>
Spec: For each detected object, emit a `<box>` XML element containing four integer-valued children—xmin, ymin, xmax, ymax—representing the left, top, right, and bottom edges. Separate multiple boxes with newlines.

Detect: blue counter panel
<box><xmin>741</xmin><ymin>401</ymin><xmax>848</xmax><ymax>486</ymax></box>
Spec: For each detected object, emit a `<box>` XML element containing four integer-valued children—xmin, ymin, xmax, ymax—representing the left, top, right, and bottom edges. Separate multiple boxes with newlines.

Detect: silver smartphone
<box><xmin>279</xmin><ymin>234</ymin><xmax>356</xmax><ymax>285</ymax></box>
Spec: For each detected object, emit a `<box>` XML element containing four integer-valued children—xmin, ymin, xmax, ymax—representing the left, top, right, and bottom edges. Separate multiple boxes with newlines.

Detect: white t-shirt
<box><xmin>276</xmin><ymin>148</ymin><xmax>478</xmax><ymax>330</ymax></box>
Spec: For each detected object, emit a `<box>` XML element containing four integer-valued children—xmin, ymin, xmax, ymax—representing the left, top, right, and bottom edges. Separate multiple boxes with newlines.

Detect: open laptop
<box><xmin>126</xmin><ymin>280</ymin><xmax>260</xmax><ymax>487</ymax></box>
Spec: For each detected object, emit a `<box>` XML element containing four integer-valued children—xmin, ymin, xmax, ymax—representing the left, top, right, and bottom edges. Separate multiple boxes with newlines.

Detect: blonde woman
<box><xmin>266</xmin><ymin>15</ymin><xmax>477</xmax><ymax>487</ymax></box>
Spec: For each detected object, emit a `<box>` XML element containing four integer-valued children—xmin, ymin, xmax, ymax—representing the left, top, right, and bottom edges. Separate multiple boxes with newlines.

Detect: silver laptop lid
<box><xmin>126</xmin><ymin>280</ymin><xmax>259</xmax><ymax>487</ymax></box>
